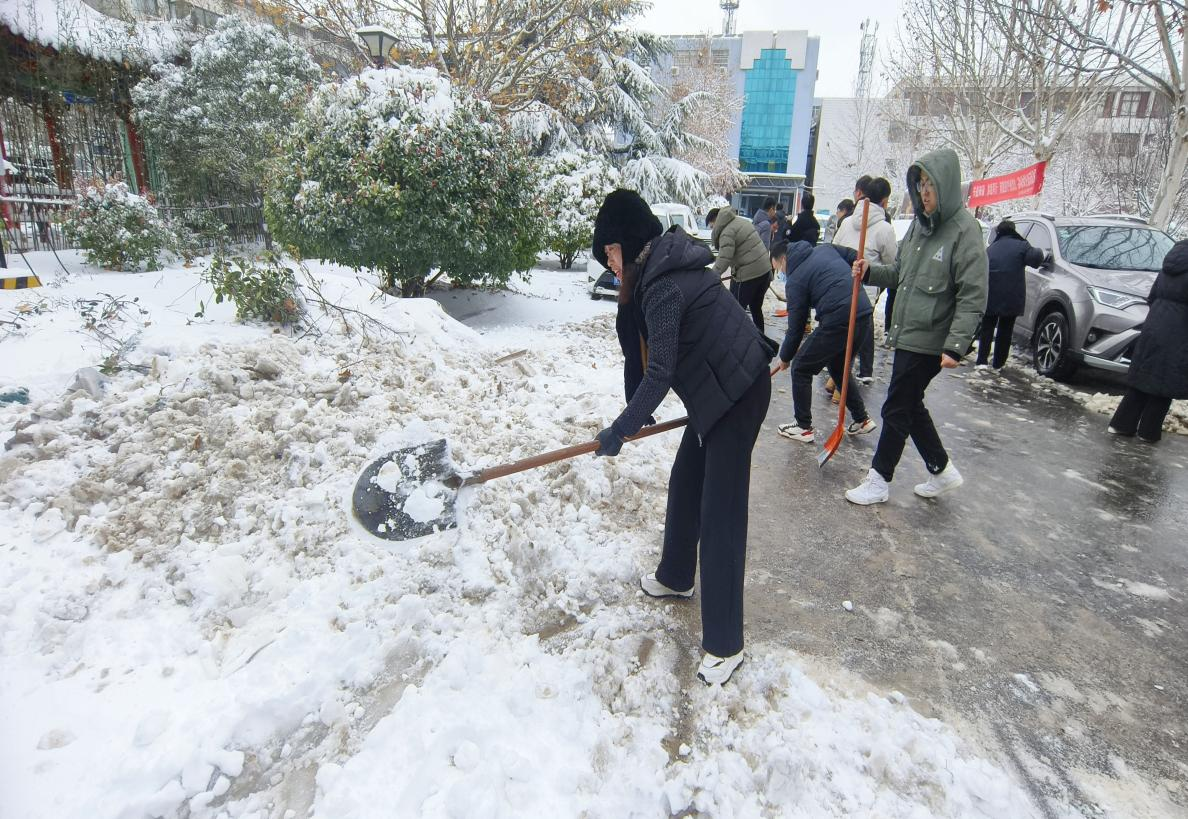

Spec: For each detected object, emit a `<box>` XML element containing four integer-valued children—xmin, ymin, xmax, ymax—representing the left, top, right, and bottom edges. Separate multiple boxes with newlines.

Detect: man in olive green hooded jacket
<box><xmin>845</xmin><ymin>148</ymin><xmax>988</xmax><ymax>506</ymax></box>
<box><xmin>709</xmin><ymin>206</ymin><xmax>773</xmax><ymax>331</ymax></box>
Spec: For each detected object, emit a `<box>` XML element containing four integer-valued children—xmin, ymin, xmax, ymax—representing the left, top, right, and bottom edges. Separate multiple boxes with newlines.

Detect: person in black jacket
<box><xmin>591</xmin><ymin>189</ymin><xmax>773</xmax><ymax>686</ymax></box>
<box><xmin>1108</xmin><ymin>239</ymin><xmax>1188</xmax><ymax>442</ymax></box>
<box><xmin>786</xmin><ymin>192</ymin><xmax>821</xmax><ymax>246</ymax></box>
<box><xmin>773</xmin><ymin>241</ymin><xmax>877</xmax><ymax>443</ymax></box>
<box><xmin>977</xmin><ymin>220</ymin><xmax>1045</xmax><ymax>369</ymax></box>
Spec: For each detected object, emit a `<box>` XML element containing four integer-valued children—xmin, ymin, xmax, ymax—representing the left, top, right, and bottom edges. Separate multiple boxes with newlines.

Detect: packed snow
<box><xmin>1</xmin><ymin>251</ymin><xmax>1048</xmax><ymax>817</ymax></box>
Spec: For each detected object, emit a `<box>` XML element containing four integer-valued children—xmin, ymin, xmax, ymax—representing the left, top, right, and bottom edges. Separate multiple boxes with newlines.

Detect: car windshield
<box><xmin>1055</xmin><ymin>225</ymin><xmax>1174</xmax><ymax>272</ymax></box>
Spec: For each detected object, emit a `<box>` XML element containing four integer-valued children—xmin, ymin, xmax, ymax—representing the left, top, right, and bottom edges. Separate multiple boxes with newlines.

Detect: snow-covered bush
<box><xmin>538</xmin><ymin>151</ymin><xmax>619</xmax><ymax>269</ymax></box>
<box><xmin>62</xmin><ymin>182</ymin><xmax>174</xmax><ymax>271</ymax></box>
<box><xmin>200</xmin><ymin>253</ymin><xmax>300</xmax><ymax>325</ymax></box>
<box><xmin>266</xmin><ymin>66</ymin><xmax>544</xmax><ymax>295</ymax></box>
<box><xmin>132</xmin><ymin>18</ymin><xmax>320</xmax><ymax>205</ymax></box>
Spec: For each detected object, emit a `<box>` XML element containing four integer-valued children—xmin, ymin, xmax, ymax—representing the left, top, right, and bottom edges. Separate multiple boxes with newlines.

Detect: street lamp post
<box><xmin>355</xmin><ymin>25</ymin><xmax>398</xmax><ymax>69</ymax></box>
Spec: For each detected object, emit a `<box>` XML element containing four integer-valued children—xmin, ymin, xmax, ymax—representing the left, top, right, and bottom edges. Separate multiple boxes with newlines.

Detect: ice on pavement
<box><xmin>0</xmin><ymin>252</ymin><xmax>1043</xmax><ymax>818</ymax></box>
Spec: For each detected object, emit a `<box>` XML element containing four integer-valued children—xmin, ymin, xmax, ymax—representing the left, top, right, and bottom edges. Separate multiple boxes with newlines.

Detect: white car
<box><xmin>587</xmin><ymin>203</ymin><xmax>715</xmax><ymax>300</ymax></box>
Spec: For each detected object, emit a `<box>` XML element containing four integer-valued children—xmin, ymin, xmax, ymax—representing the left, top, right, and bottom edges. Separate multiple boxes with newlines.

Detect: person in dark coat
<box><xmin>752</xmin><ymin>198</ymin><xmax>777</xmax><ymax>250</ymax></box>
<box><xmin>977</xmin><ymin>219</ymin><xmax>1046</xmax><ymax>369</ymax></box>
<box><xmin>591</xmin><ymin>189</ymin><xmax>773</xmax><ymax>686</ymax></box>
<box><xmin>1108</xmin><ymin>239</ymin><xmax>1188</xmax><ymax>442</ymax></box>
<box><xmin>786</xmin><ymin>192</ymin><xmax>821</xmax><ymax>246</ymax></box>
<box><xmin>773</xmin><ymin>241</ymin><xmax>877</xmax><ymax>442</ymax></box>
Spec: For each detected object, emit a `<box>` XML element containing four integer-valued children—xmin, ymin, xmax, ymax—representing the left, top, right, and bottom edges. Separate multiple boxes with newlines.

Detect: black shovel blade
<box><xmin>352</xmin><ymin>439</ymin><xmax>460</xmax><ymax>541</ymax></box>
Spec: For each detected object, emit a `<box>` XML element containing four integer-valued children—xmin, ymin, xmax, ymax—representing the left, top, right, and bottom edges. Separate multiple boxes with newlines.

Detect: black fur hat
<box><xmin>592</xmin><ymin>189</ymin><xmax>663</xmax><ymax>267</ymax></box>
<box><xmin>1163</xmin><ymin>239</ymin><xmax>1188</xmax><ymax>276</ymax></box>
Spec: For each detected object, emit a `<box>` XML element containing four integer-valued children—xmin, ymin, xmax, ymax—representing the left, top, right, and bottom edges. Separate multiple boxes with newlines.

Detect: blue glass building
<box><xmin>659</xmin><ymin>31</ymin><xmax>821</xmax><ymax>214</ymax></box>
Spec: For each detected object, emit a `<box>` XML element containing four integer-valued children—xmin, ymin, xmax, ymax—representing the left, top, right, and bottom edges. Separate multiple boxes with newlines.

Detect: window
<box><xmin>1116</xmin><ymin>91</ymin><xmax>1149</xmax><ymax>118</ymax></box>
<box><xmin>1026</xmin><ymin>223</ymin><xmax>1054</xmax><ymax>255</ymax></box>
<box><xmin>712</xmin><ymin>49</ymin><xmax>729</xmax><ymax>68</ymax></box>
<box><xmin>738</xmin><ymin>49</ymin><xmax>797</xmax><ymax>173</ymax></box>
<box><xmin>1056</xmin><ymin>226</ymin><xmax>1173</xmax><ymax>272</ymax></box>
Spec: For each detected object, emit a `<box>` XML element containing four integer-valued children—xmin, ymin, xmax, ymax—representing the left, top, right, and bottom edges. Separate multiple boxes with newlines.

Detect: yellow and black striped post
<box><xmin>0</xmin><ymin>275</ymin><xmax>42</xmax><ymax>290</ymax></box>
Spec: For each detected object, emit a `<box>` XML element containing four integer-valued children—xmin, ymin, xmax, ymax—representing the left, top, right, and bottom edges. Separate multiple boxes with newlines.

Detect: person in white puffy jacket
<box><xmin>833</xmin><ymin>177</ymin><xmax>898</xmax><ymax>383</ymax></box>
<box><xmin>833</xmin><ymin>177</ymin><xmax>898</xmax><ymax>264</ymax></box>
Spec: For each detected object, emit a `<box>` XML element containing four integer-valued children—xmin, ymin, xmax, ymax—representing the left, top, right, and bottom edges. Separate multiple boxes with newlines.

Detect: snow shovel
<box><xmin>817</xmin><ymin>199</ymin><xmax>870</xmax><ymax>468</ymax></box>
<box><xmin>352</xmin><ymin>418</ymin><xmax>689</xmax><ymax>541</ymax></box>
<box><xmin>354</xmin><ymin>366</ymin><xmax>783</xmax><ymax>541</ymax></box>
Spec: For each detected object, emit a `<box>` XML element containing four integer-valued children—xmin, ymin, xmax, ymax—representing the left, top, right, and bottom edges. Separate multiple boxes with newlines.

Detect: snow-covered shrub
<box><xmin>266</xmin><ymin>66</ymin><xmax>545</xmax><ymax>295</ymax></box>
<box><xmin>538</xmin><ymin>151</ymin><xmax>619</xmax><ymax>269</ymax></box>
<box><xmin>200</xmin><ymin>253</ymin><xmax>300</xmax><ymax>325</ymax></box>
<box><xmin>62</xmin><ymin>182</ymin><xmax>174</xmax><ymax>271</ymax></box>
<box><xmin>132</xmin><ymin>18</ymin><xmax>320</xmax><ymax>205</ymax></box>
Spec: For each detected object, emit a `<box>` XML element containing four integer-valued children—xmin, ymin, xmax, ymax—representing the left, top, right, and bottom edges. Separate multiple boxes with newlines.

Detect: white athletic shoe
<box><xmin>640</xmin><ymin>572</ymin><xmax>693</xmax><ymax>599</ymax></box>
<box><xmin>848</xmin><ymin>418</ymin><xmax>878</xmax><ymax>435</ymax></box>
<box><xmin>914</xmin><ymin>462</ymin><xmax>964</xmax><ymax>498</ymax></box>
<box><xmin>778</xmin><ymin>424</ymin><xmax>815</xmax><ymax>443</ymax></box>
<box><xmin>697</xmin><ymin>651</ymin><xmax>744</xmax><ymax>685</ymax></box>
<box><xmin>845</xmin><ymin>468</ymin><xmax>890</xmax><ymax>505</ymax></box>
<box><xmin>857</xmin><ymin>376</ymin><xmax>874</xmax><ymax>386</ymax></box>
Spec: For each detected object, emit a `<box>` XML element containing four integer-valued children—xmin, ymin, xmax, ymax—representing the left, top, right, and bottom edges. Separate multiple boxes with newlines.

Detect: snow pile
<box><xmin>1</xmin><ymin>254</ymin><xmax>1041</xmax><ymax>817</ymax></box>
<box><xmin>1</xmin><ymin>0</ymin><xmax>184</xmax><ymax>62</ymax></box>
<box><xmin>996</xmin><ymin>355</ymin><xmax>1188</xmax><ymax>436</ymax></box>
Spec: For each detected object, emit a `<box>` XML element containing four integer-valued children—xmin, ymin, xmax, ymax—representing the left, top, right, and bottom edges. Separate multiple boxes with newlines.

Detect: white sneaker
<box><xmin>857</xmin><ymin>376</ymin><xmax>874</xmax><ymax>386</ymax></box>
<box><xmin>778</xmin><ymin>424</ymin><xmax>815</xmax><ymax>443</ymax></box>
<box><xmin>848</xmin><ymin>418</ymin><xmax>877</xmax><ymax>435</ymax></box>
<box><xmin>914</xmin><ymin>462</ymin><xmax>964</xmax><ymax>498</ymax></box>
<box><xmin>640</xmin><ymin>572</ymin><xmax>693</xmax><ymax>599</ymax></box>
<box><xmin>697</xmin><ymin>651</ymin><xmax>744</xmax><ymax>685</ymax></box>
<box><xmin>845</xmin><ymin>468</ymin><xmax>889</xmax><ymax>505</ymax></box>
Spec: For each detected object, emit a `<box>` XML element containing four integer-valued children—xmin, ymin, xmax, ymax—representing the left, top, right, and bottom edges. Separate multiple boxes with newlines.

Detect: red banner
<box><xmin>967</xmin><ymin>161</ymin><xmax>1047</xmax><ymax>208</ymax></box>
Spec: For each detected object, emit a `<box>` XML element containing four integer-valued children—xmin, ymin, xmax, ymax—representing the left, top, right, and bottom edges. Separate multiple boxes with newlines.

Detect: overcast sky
<box><xmin>632</xmin><ymin>0</ymin><xmax>904</xmax><ymax>97</ymax></box>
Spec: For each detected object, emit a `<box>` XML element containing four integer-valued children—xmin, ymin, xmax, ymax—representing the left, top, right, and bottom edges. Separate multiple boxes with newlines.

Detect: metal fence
<box><xmin>2</xmin><ymin>95</ymin><xmax>268</xmax><ymax>258</ymax></box>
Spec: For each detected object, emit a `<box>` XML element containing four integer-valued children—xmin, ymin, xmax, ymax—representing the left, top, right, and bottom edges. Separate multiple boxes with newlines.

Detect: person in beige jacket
<box><xmin>707</xmin><ymin>206</ymin><xmax>772</xmax><ymax>331</ymax></box>
<box><xmin>833</xmin><ymin>176</ymin><xmax>898</xmax><ymax>383</ymax></box>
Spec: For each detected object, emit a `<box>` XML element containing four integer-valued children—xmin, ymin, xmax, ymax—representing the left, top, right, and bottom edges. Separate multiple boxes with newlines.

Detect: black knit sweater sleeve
<box><xmin>611</xmin><ymin>277</ymin><xmax>683</xmax><ymax>438</ymax></box>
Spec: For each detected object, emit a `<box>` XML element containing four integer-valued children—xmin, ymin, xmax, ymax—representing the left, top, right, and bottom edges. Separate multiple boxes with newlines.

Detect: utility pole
<box><xmin>855</xmin><ymin>19</ymin><xmax>878</xmax><ymax>98</ymax></box>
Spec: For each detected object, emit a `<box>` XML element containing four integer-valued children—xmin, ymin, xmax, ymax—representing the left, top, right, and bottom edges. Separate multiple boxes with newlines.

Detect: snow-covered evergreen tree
<box><xmin>132</xmin><ymin>17</ymin><xmax>320</xmax><ymax>205</ymax></box>
<box><xmin>538</xmin><ymin>151</ymin><xmax>619</xmax><ymax>269</ymax></box>
<box><xmin>265</xmin><ymin>66</ymin><xmax>544</xmax><ymax>296</ymax></box>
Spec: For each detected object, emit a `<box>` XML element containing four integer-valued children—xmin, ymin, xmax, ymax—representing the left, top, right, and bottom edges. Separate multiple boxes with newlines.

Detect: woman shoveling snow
<box><xmin>590</xmin><ymin>189</ymin><xmax>774</xmax><ymax>686</ymax></box>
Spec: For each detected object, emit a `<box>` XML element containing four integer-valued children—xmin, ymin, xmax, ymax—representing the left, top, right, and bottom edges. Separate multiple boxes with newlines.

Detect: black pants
<box><xmin>790</xmin><ymin>318</ymin><xmax>870</xmax><ymax>430</ymax></box>
<box><xmin>856</xmin><ymin>313</ymin><xmax>875</xmax><ymax>378</ymax></box>
<box><xmin>872</xmin><ymin>350</ymin><xmax>949</xmax><ymax>482</ymax></box>
<box><xmin>1109</xmin><ymin>387</ymin><xmax>1172</xmax><ymax>442</ymax></box>
<box><xmin>884</xmin><ymin>288</ymin><xmax>897</xmax><ymax>333</ymax></box>
<box><xmin>655</xmin><ymin>372</ymin><xmax>771</xmax><ymax>657</ymax></box>
<box><xmin>730</xmin><ymin>272</ymin><xmax>771</xmax><ymax>332</ymax></box>
<box><xmin>976</xmin><ymin>314</ymin><xmax>1016</xmax><ymax>368</ymax></box>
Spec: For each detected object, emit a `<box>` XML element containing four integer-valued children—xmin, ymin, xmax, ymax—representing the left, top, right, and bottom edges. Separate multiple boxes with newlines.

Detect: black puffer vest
<box><xmin>634</xmin><ymin>229</ymin><xmax>773</xmax><ymax>436</ymax></box>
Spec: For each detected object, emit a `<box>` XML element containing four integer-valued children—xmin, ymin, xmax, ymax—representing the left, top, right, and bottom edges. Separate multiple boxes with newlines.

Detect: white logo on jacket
<box><xmin>931</xmin><ymin>247</ymin><xmax>945</xmax><ymax>262</ymax></box>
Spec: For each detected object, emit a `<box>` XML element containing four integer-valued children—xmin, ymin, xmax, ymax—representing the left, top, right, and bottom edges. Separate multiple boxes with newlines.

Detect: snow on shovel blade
<box><xmin>352</xmin><ymin>439</ymin><xmax>461</xmax><ymax>541</ymax></box>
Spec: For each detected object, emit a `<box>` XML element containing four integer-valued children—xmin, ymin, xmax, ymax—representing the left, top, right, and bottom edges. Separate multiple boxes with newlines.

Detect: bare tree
<box><xmin>887</xmin><ymin>0</ymin><xmax>1115</xmax><ymax>180</ymax></box>
<box><xmin>885</xmin><ymin>6</ymin><xmax>1018</xmax><ymax>181</ymax></box>
<box><xmin>263</xmin><ymin>0</ymin><xmax>646</xmax><ymax>114</ymax></box>
<box><xmin>983</xmin><ymin>0</ymin><xmax>1116</xmax><ymax>163</ymax></box>
<box><xmin>1013</xmin><ymin>0</ymin><xmax>1186</xmax><ymax>228</ymax></box>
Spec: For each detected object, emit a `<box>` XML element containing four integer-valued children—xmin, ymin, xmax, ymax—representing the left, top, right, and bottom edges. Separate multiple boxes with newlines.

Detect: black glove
<box><xmin>595</xmin><ymin>426</ymin><xmax>624</xmax><ymax>457</ymax></box>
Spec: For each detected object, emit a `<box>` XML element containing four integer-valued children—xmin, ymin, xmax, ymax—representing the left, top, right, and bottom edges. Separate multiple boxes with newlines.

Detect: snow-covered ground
<box><xmin>2</xmin><ymin>251</ymin><xmax>1044</xmax><ymax>817</ymax></box>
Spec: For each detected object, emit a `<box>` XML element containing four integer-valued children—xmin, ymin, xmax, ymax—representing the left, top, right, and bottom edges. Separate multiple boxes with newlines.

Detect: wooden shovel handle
<box><xmin>460</xmin><ymin>417</ymin><xmax>688</xmax><ymax>487</ymax></box>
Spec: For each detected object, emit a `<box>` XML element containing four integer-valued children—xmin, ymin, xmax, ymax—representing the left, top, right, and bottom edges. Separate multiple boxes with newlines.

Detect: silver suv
<box><xmin>1007</xmin><ymin>212</ymin><xmax>1176</xmax><ymax>381</ymax></box>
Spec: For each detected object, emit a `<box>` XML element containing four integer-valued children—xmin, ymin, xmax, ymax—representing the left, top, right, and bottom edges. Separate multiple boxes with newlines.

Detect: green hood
<box><xmin>907</xmin><ymin>148</ymin><xmax>963</xmax><ymax>236</ymax></box>
<box><xmin>711</xmin><ymin>206</ymin><xmax>737</xmax><ymax>244</ymax></box>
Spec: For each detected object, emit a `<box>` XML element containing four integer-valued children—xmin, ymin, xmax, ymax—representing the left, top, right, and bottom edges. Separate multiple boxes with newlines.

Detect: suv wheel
<box><xmin>1034</xmin><ymin>310</ymin><xmax>1078</xmax><ymax>381</ymax></box>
